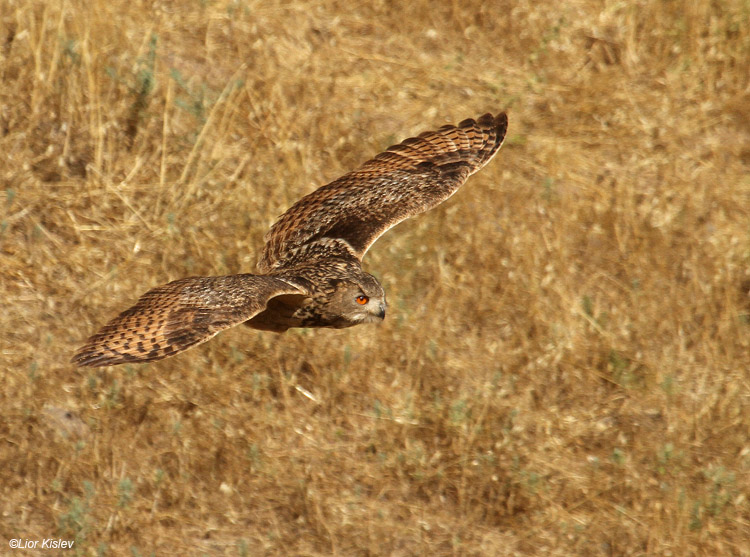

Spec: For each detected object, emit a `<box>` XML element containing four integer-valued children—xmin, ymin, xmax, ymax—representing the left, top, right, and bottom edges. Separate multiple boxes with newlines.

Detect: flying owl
<box><xmin>72</xmin><ymin>112</ymin><xmax>508</xmax><ymax>367</ymax></box>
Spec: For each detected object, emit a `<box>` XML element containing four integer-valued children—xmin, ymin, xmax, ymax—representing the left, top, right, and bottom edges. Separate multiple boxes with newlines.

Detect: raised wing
<box><xmin>71</xmin><ymin>275</ymin><xmax>305</xmax><ymax>367</ymax></box>
<box><xmin>258</xmin><ymin>112</ymin><xmax>508</xmax><ymax>272</ymax></box>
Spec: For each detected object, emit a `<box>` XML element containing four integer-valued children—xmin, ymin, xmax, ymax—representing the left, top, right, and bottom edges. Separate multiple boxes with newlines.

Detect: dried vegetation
<box><xmin>2</xmin><ymin>0</ymin><xmax>750</xmax><ymax>554</ymax></box>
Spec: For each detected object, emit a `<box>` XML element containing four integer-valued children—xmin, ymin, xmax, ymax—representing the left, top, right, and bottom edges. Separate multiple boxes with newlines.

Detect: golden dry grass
<box><xmin>2</xmin><ymin>0</ymin><xmax>750</xmax><ymax>554</ymax></box>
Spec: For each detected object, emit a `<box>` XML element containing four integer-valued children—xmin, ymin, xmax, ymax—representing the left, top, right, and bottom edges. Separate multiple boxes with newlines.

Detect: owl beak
<box><xmin>376</xmin><ymin>302</ymin><xmax>386</xmax><ymax>320</ymax></box>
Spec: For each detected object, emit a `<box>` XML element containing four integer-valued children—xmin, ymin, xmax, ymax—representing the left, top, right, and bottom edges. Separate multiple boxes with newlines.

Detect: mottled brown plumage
<box><xmin>72</xmin><ymin>112</ymin><xmax>508</xmax><ymax>367</ymax></box>
<box><xmin>258</xmin><ymin>112</ymin><xmax>507</xmax><ymax>270</ymax></box>
<box><xmin>72</xmin><ymin>276</ymin><xmax>306</xmax><ymax>366</ymax></box>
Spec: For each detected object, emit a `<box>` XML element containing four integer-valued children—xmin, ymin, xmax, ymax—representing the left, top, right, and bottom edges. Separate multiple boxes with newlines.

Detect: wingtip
<box><xmin>70</xmin><ymin>346</ymin><xmax>91</xmax><ymax>367</ymax></box>
<box><xmin>70</xmin><ymin>346</ymin><xmax>116</xmax><ymax>367</ymax></box>
<box><xmin>473</xmin><ymin>111</ymin><xmax>506</xmax><ymax>124</ymax></box>
<box><xmin>494</xmin><ymin>112</ymin><xmax>508</xmax><ymax>141</ymax></box>
<box><xmin>469</xmin><ymin>112</ymin><xmax>508</xmax><ymax>142</ymax></box>
<box><xmin>70</xmin><ymin>335</ymin><xmax>151</xmax><ymax>367</ymax></box>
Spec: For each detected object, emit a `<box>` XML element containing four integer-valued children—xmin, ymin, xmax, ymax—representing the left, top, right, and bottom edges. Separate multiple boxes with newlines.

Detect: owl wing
<box><xmin>258</xmin><ymin>112</ymin><xmax>508</xmax><ymax>272</ymax></box>
<box><xmin>71</xmin><ymin>275</ymin><xmax>306</xmax><ymax>367</ymax></box>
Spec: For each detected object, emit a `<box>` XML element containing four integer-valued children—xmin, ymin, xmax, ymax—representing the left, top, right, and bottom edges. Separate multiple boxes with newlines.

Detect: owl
<box><xmin>72</xmin><ymin>112</ymin><xmax>508</xmax><ymax>366</ymax></box>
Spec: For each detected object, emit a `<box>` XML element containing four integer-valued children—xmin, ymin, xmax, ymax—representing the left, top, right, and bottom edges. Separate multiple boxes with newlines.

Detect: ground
<box><xmin>2</xmin><ymin>0</ymin><xmax>750</xmax><ymax>555</ymax></box>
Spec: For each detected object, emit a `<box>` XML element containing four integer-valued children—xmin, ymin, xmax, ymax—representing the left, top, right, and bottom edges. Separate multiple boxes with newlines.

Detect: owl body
<box><xmin>248</xmin><ymin>254</ymin><xmax>386</xmax><ymax>332</ymax></box>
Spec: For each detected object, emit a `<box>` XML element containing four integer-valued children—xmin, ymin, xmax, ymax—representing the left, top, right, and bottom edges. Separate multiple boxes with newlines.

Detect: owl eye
<box><xmin>355</xmin><ymin>295</ymin><xmax>369</xmax><ymax>305</ymax></box>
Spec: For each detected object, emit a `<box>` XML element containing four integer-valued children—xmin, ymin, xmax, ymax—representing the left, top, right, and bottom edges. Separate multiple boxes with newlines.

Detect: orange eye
<box><xmin>356</xmin><ymin>295</ymin><xmax>369</xmax><ymax>305</ymax></box>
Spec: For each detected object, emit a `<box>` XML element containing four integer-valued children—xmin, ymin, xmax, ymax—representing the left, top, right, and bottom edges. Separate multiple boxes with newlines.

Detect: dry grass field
<box><xmin>2</xmin><ymin>0</ymin><xmax>750</xmax><ymax>554</ymax></box>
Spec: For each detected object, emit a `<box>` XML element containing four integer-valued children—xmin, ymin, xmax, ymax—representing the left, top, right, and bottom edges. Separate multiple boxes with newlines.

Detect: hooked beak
<box><xmin>376</xmin><ymin>301</ymin><xmax>387</xmax><ymax>320</ymax></box>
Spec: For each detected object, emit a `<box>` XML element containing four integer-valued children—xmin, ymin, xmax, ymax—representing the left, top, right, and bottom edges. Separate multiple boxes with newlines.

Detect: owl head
<box><xmin>328</xmin><ymin>273</ymin><xmax>387</xmax><ymax>326</ymax></box>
